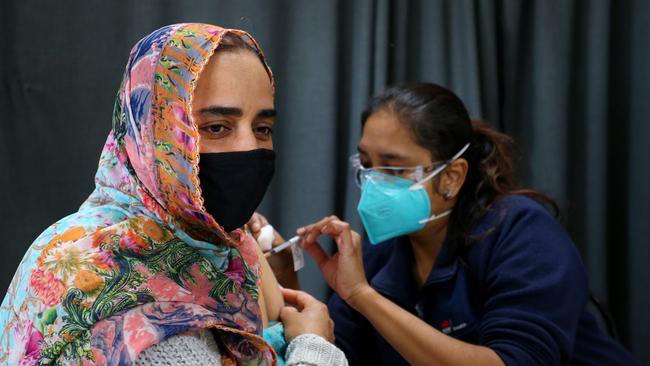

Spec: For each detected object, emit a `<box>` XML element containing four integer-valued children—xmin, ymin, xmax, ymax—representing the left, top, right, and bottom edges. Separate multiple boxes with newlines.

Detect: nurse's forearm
<box><xmin>348</xmin><ymin>287</ymin><xmax>504</xmax><ymax>366</ymax></box>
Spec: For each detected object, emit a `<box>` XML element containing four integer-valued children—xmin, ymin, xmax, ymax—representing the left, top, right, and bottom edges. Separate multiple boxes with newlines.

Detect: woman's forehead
<box><xmin>192</xmin><ymin>51</ymin><xmax>274</xmax><ymax>112</ymax></box>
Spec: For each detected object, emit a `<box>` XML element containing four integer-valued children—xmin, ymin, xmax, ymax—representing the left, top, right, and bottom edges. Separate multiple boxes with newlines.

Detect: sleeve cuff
<box><xmin>285</xmin><ymin>333</ymin><xmax>349</xmax><ymax>366</ymax></box>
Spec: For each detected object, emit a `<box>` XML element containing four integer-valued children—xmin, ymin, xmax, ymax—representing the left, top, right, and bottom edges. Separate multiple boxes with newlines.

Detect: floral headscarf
<box><xmin>0</xmin><ymin>23</ymin><xmax>276</xmax><ymax>365</ymax></box>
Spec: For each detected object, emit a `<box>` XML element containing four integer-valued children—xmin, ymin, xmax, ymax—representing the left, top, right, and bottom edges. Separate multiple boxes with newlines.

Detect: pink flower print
<box><xmin>91</xmin><ymin>319</ymin><xmax>118</xmax><ymax>347</ymax></box>
<box><xmin>185</xmin><ymin>265</ymin><xmax>218</xmax><ymax>309</ymax></box>
<box><xmin>19</xmin><ymin>353</ymin><xmax>39</xmax><ymax>366</ymax></box>
<box><xmin>173</xmin><ymin>126</ymin><xmax>189</xmax><ymax>146</ymax></box>
<box><xmin>120</xmin><ymin>232</ymin><xmax>149</xmax><ymax>253</ymax></box>
<box><xmin>30</xmin><ymin>269</ymin><xmax>66</xmax><ymax>307</ymax></box>
<box><xmin>244</xmin><ymin>293</ymin><xmax>262</xmax><ymax>317</ymax></box>
<box><xmin>133</xmin><ymin>262</ymin><xmax>152</xmax><ymax>277</ymax></box>
<box><xmin>101</xmin><ymin>133</ymin><xmax>117</xmax><ymax>149</ymax></box>
<box><xmin>25</xmin><ymin>328</ymin><xmax>44</xmax><ymax>355</ymax></box>
<box><xmin>125</xmin><ymin>137</ymin><xmax>161</xmax><ymax>200</ymax></box>
<box><xmin>237</xmin><ymin>237</ymin><xmax>260</xmax><ymax>269</ymax></box>
<box><xmin>172</xmin><ymin>106</ymin><xmax>189</xmax><ymax>125</ymax></box>
<box><xmin>185</xmin><ymin>134</ymin><xmax>196</xmax><ymax>153</ymax></box>
<box><xmin>123</xmin><ymin>311</ymin><xmax>158</xmax><ymax>354</ymax></box>
<box><xmin>93</xmin><ymin>249</ymin><xmax>116</xmax><ymax>271</ymax></box>
<box><xmin>89</xmin><ymin>349</ymin><xmax>108</xmax><ymax>366</ymax></box>
<box><xmin>145</xmin><ymin>274</ymin><xmax>192</xmax><ymax>302</ymax></box>
<box><xmin>225</xmin><ymin>257</ymin><xmax>245</xmax><ymax>285</ymax></box>
<box><xmin>137</xmin><ymin>186</ymin><xmax>164</xmax><ymax>215</ymax></box>
<box><xmin>233</xmin><ymin>312</ymin><xmax>255</xmax><ymax>333</ymax></box>
<box><xmin>91</xmin><ymin>230</ymin><xmax>118</xmax><ymax>249</ymax></box>
<box><xmin>224</xmin><ymin>292</ymin><xmax>244</xmax><ymax>309</ymax></box>
<box><xmin>130</xmin><ymin>54</ymin><xmax>156</xmax><ymax>87</ymax></box>
<box><xmin>11</xmin><ymin>320</ymin><xmax>43</xmax><ymax>366</ymax></box>
<box><xmin>176</xmin><ymin>190</ymin><xmax>193</xmax><ymax>207</ymax></box>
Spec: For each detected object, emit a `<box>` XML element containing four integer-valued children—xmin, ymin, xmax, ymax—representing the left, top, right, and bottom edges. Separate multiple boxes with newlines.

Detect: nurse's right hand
<box><xmin>297</xmin><ymin>216</ymin><xmax>372</xmax><ymax>303</ymax></box>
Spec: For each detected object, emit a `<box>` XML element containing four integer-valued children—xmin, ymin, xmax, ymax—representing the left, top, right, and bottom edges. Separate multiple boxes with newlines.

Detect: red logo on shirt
<box><xmin>440</xmin><ymin>319</ymin><xmax>452</xmax><ymax>334</ymax></box>
<box><xmin>440</xmin><ymin>319</ymin><xmax>468</xmax><ymax>334</ymax></box>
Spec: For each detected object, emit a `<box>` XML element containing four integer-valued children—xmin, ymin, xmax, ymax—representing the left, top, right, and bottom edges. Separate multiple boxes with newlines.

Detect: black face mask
<box><xmin>198</xmin><ymin>149</ymin><xmax>275</xmax><ymax>232</ymax></box>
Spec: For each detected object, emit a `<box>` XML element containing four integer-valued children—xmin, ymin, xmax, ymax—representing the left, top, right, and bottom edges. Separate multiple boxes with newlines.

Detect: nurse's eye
<box><xmin>374</xmin><ymin>165</ymin><xmax>406</xmax><ymax>176</ymax></box>
<box><xmin>359</xmin><ymin>159</ymin><xmax>372</xmax><ymax>169</ymax></box>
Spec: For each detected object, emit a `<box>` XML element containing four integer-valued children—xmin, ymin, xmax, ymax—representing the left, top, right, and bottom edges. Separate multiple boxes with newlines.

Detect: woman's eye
<box><xmin>208</xmin><ymin>125</ymin><xmax>225</xmax><ymax>133</ymax></box>
<box><xmin>201</xmin><ymin>123</ymin><xmax>229</xmax><ymax>135</ymax></box>
<box><xmin>255</xmin><ymin>126</ymin><xmax>273</xmax><ymax>136</ymax></box>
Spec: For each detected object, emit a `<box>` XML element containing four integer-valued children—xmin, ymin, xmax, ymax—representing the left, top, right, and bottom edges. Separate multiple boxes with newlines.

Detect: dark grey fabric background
<box><xmin>1</xmin><ymin>0</ymin><xmax>648</xmax><ymax>362</ymax></box>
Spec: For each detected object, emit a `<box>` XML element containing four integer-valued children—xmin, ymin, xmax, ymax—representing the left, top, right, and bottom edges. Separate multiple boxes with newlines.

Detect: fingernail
<box><xmin>297</xmin><ymin>227</ymin><xmax>305</xmax><ymax>234</ymax></box>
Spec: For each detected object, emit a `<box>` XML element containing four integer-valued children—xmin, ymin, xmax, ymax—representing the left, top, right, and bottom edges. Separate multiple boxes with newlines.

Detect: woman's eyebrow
<box><xmin>198</xmin><ymin>106</ymin><xmax>243</xmax><ymax>117</ymax></box>
<box><xmin>197</xmin><ymin>106</ymin><xmax>276</xmax><ymax>119</ymax></box>
<box><xmin>257</xmin><ymin>109</ymin><xmax>276</xmax><ymax>119</ymax></box>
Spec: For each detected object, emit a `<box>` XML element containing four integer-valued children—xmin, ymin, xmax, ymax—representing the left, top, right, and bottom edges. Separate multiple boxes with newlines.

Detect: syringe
<box><xmin>264</xmin><ymin>235</ymin><xmax>301</xmax><ymax>257</ymax></box>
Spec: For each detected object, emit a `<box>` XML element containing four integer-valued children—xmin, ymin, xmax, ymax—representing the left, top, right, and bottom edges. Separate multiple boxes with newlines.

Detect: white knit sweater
<box><xmin>134</xmin><ymin>329</ymin><xmax>348</xmax><ymax>366</ymax></box>
<box><xmin>134</xmin><ymin>330</ymin><xmax>222</xmax><ymax>366</ymax></box>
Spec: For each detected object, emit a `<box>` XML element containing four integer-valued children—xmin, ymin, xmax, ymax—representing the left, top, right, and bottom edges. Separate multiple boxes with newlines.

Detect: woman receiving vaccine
<box><xmin>1</xmin><ymin>23</ymin><xmax>347</xmax><ymax>366</ymax></box>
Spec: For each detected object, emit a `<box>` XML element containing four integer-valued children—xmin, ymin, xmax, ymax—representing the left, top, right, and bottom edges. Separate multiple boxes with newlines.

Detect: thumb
<box><xmin>251</xmin><ymin>221</ymin><xmax>261</xmax><ymax>233</ymax></box>
<box><xmin>279</xmin><ymin>306</ymin><xmax>299</xmax><ymax>322</ymax></box>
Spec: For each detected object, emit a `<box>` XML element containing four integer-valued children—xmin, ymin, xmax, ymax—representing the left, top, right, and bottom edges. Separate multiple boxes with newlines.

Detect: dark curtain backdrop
<box><xmin>1</xmin><ymin>0</ymin><xmax>648</xmax><ymax>361</ymax></box>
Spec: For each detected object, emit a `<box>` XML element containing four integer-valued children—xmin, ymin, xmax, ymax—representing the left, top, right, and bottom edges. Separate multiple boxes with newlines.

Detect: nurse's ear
<box><xmin>438</xmin><ymin>158</ymin><xmax>469</xmax><ymax>200</ymax></box>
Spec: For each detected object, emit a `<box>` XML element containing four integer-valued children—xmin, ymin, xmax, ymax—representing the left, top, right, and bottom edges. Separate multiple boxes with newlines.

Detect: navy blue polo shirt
<box><xmin>328</xmin><ymin>195</ymin><xmax>637</xmax><ymax>365</ymax></box>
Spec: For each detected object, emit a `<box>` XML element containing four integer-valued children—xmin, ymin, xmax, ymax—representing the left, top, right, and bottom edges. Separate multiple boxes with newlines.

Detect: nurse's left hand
<box><xmin>248</xmin><ymin>212</ymin><xmax>299</xmax><ymax>289</ymax></box>
<box><xmin>280</xmin><ymin>288</ymin><xmax>335</xmax><ymax>342</ymax></box>
<box><xmin>297</xmin><ymin>216</ymin><xmax>371</xmax><ymax>303</ymax></box>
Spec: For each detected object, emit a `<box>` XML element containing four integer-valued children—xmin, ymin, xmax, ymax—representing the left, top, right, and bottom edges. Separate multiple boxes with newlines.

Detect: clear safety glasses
<box><xmin>349</xmin><ymin>154</ymin><xmax>444</xmax><ymax>187</ymax></box>
<box><xmin>349</xmin><ymin>143</ymin><xmax>470</xmax><ymax>188</ymax></box>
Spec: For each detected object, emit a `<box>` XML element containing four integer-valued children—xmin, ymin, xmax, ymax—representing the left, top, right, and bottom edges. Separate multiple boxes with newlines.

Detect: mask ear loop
<box><xmin>409</xmin><ymin>143</ymin><xmax>470</xmax><ymax>191</ymax></box>
<box><xmin>418</xmin><ymin>209</ymin><xmax>452</xmax><ymax>225</ymax></box>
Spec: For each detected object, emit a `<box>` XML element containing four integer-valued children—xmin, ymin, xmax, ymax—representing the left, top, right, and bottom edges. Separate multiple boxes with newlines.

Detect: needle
<box><xmin>264</xmin><ymin>235</ymin><xmax>301</xmax><ymax>257</ymax></box>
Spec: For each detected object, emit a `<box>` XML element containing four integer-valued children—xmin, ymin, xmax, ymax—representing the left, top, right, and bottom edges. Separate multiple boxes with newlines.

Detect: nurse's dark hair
<box><xmin>361</xmin><ymin>83</ymin><xmax>559</xmax><ymax>253</ymax></box>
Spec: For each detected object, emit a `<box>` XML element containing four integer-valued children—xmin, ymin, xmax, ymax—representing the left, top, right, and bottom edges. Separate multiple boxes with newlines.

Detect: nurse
<box><xmin>259</xmin><ymin>83</ymin><xmax>637</xmax><ymax>365</ymax></box>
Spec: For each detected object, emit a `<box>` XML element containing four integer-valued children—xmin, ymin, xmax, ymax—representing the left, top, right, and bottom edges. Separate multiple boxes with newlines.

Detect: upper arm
<box><xmin>255</xmin><ymin>243</ymin><xmax>284</xmax><ymax>325</ymax></box>
<box><xmin>476</xmin><ymin>202</ymin><xmax>588</xmax><ymax>364</ymax></box>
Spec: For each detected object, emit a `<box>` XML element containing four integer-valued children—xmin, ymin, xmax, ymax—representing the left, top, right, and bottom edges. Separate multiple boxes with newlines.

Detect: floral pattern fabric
<box><xmin>0</xmin><ymin>23</ymin><xmax>276</xmax><ymax>365</ymax></box>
